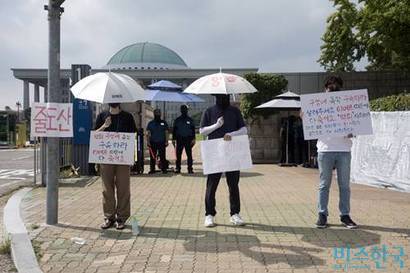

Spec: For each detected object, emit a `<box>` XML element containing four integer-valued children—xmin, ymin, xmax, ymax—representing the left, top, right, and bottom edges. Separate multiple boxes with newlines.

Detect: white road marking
<box><xmin>12</xmin><ymin>156</ymin><xmax>32</xmax><ymax>161</ymax></box>
<box><xmin>0</xmin><ymin>169</ymin><xmax>34</xmax><ymax>180</ymax></box>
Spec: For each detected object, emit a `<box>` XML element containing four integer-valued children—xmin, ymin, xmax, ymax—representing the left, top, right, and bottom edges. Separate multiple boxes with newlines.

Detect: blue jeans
<box><xmin>318</xmin><ymin>152</ymin><xmax>351</xmax><ymax>216</ymax></box>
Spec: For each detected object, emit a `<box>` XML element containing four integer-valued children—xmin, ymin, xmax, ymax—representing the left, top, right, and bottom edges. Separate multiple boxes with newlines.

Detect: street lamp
<box><xmin>16</xmin><ymin>101</ymin><xmax>21</xmax><ymax>122</ymax></box>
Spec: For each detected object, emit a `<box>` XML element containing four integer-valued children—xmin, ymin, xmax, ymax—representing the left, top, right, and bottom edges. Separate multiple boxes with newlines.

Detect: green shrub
<box><xmin>0</xmin><ymin>239</ymin><xmax>11</xmax><ymax>255</ymax></box>
<box><xmin>370</xmin><ymin>92</ymin><xmax>410</xmax><ymax>111</ymax></box>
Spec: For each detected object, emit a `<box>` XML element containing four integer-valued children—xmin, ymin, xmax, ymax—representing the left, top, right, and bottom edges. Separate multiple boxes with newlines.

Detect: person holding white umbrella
<box><xmin>94</xmin><ymin>103</ymin><xmax>137</xmax><ymax>230</ymax></box>
<box><xmin>71</xmin><ymin>72</ymin><xmax>144</xmax><ymax>230</ymax></box>
<box><xmin>185</xmin><ymin>72</ymin><xmax>257</xmax><ymax>227</ymax></box>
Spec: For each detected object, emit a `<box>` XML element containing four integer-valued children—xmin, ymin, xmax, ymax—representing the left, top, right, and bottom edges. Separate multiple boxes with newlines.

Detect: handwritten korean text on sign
<box><xmin>300</xmin><ymin>89</ymin><xmax>373</xmax><ymax>140</ymax></box>
<box><xmin>88</xmin><ymin>131</ymin><xmax>135</xmax><ymax>165</ymax></box>
<box><xmin>31</xmin><ymin>102</ymin><xmax>73</xmax><ymax>137</ymax></box>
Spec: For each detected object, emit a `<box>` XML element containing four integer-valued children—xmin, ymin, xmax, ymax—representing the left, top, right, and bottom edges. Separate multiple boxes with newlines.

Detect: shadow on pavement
<box><xmin>54</xmin><ymin>222</ymin><xmax>410</xmax><ymax>268</ymax></box>
<box><xmin>229</xmin><ymin>223</ymin><xmax>383</xmax><ymax>248</ymax></box>
<box><xmin>140</xmin><ymin>226</ymin><xmax>325</xmax><ymax>268</ymax></box>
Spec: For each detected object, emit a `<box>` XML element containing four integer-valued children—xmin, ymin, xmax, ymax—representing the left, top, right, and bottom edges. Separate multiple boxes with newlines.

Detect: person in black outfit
<box><xmin>200</xmin><ymin>94</ymin><xmax>248</xmax><ymax>227</ymax></box>
<box><xmin>172</xmin><ymin>105</ymin><xmax>196</xmax><ymax>174</ymax></box>
<box><xmin>94</xmin><ymin>103</ymin><xmax>137</xmax><ymax>230</ymax></box>
<box><xmin>146</xmin><ymin>109</ymin><xmax>169</xmax><ymax>174</ymax></box>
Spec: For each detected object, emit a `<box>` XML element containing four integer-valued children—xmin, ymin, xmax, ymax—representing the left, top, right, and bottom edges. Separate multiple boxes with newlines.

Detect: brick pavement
<box><xmin>20</xmin><ymin>146</ymin><xmax>410</xmax><ymax>273</ymax></box>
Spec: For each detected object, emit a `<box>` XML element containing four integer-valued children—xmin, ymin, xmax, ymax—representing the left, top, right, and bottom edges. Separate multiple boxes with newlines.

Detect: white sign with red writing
<box><xmin>300</xmin><ymin>89</ymin><xmax>373</xmax><ymax>140</ymax></box>
<box><xmin>89</xmin><ymin>131</ymin><xmax>135</xmax><ymax>165</ymax></box>
<box><xmin>31</xmin><ymin>102</ymin><xmax>73</xmax><ymax>137</ymax></box>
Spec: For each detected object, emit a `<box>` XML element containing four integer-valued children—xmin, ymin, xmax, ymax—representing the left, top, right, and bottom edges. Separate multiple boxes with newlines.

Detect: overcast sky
<box><xmin>0</xmin><ymin>0</ymin><xmax>346</xmax><ymax>110</ymax></box>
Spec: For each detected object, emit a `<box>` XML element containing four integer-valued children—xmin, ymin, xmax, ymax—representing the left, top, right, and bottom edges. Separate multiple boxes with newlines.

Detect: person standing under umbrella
<box><xmin>172</xmin><ymin>105</ymin><xmax>196</xmax><ymax>174</ymax></box>
<box><xmin>146</xmin><ymin>109</ymin><xmax>170</xmax><ymax>174</ymax></box>
<box><xmin>95</xmin><ymin>103</ymin><xmax>137</xmax><ymax>230</ymax></box>
<box><xmin>199</xmin><ymin>94</ymin><xmax>248</xmax><ymax>227</ymax></box>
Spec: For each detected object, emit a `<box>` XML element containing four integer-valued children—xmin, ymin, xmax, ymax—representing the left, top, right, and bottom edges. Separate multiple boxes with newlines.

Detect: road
<box><xmin>0</xmin><ymin>148</ymin><xmax>37</xmax><ymax>192</ymax></box>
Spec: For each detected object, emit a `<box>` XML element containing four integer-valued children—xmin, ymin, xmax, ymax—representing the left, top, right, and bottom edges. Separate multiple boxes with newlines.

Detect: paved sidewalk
<box><xmin>20</xmin><ymin>151</ymin><xmax>410</xmax><ymax>272</ymax></box>
<box><xmin>0</xmin><ymin>194</ymin><xmax>17</xmax><ymax>272</ymax></box>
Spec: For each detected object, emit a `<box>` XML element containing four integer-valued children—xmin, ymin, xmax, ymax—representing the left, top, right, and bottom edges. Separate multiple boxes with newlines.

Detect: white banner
<box><xmin>351</xmin><ymin>112</ymin><xmax>410</xmax><ymax>192</ymax></box>
<box><xmin>200</xmin><ymin>135</ymin><xmax>253</xmax><ymax>175</ymax></box>
<box><xmin>31</xmin><ymin>102</ymin><xmax>73</xmax><ymax>137</ymax></box>
<box><xmin>300</xmin><ymin>89</ymin><xmax>373</xmax><ymax>140</ymax></box>
<box><xmin>89</xmin><ymin>131</ymin><xmax>135</xmax><ymax>165</ymax></box>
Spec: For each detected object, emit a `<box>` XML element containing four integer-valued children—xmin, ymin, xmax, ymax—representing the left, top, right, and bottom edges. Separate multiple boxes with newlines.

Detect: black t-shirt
<box><xmin>200</xmin><ymin>105</ymin><xmax>245</xmax><ymax>140</ymax></box>
<box><xmin>146</xmin><ymin>119</ymin><xmax>169</xmax><ymax>143</ymax></box>
<box><xmin>172</xmin><ymin>115</ymin><xmax>195</xmax><ymax>140</ymax></box>
<box><xmin>94</xmin><ymin>111</ymin><xmax>137</xmax><ymax>133</ymax></box>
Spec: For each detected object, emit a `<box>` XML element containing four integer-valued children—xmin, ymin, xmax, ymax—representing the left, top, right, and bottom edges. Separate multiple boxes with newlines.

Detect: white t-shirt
<box><xmin>317</xmin><ymin>136</ymin><xmax>352</xmax><ymax>152</ymax></box>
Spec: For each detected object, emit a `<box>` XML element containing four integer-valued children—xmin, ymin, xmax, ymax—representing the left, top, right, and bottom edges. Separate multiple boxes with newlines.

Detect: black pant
<box><xmin>175</xmin><ymin>137</ymin><xmax>193</xmax><ymax>171</ymax></box>
<box><xmin>149</xmin><ymin>142</ymin><xmax>167</xmax><ymax>171</ymax></box>
<box><xmin>205</xmin><ymin>171</ymin><xmax>240</xmax><ymax>216</ymax></box>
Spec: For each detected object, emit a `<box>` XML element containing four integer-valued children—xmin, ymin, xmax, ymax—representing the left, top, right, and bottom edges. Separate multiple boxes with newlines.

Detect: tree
<box><xmin>318</xmin><ymin>0</ymin><xmax>363</xmax><ymax>72</ymax></box>
<box><xmin>357</xmin><ymin>0</ymin><xmax>410</xmax><ymax>71</ymax></box>
<box><xmin>240</xmin><ymin>73</ymin><xmax>288</xmax><ymax>120</ymax></box>
<box><xmin>319</xmin><ymin>0</ymin><xmax>410</xmax><ymax>72</ymax></box>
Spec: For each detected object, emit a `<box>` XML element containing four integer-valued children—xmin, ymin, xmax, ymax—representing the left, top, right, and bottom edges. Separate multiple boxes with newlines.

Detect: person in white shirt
<box><xmin>315</xmin><ymin>76</ymin><xmax>358</xmax><ymax>229</ymax></box>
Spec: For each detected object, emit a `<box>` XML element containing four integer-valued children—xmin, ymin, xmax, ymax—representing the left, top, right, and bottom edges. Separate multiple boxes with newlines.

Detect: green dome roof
<box><xmin>107</xmin><ymin>42</ymin><xmax>188</xmax><ymax>68</ymax></box>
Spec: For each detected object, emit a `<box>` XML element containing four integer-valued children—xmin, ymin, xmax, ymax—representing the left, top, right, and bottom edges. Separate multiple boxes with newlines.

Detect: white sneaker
<box><xmin>204</xmin><ymin>215</ymin><xmax>216</xmax><ymax>227</ymax></box>
<box><xmin>230</xmin><ymin>214</ymin><xmax>245</xmax><ymax>226</ymax></box>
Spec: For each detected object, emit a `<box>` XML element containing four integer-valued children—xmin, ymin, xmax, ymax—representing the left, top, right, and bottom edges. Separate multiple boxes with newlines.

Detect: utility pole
<box><xmin>44</xmin><ymin>0</ymin><xmax>64</xmax><ymax>225</ymax></box>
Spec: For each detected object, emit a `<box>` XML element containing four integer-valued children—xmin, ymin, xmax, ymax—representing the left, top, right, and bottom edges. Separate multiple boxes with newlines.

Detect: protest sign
<box><xmin>89</xmin><ymin>131</ymin><xmax>135</xmax><ymax>165</ymax></box>
<box><xmin>300</xmin><ymin>89</ymin><xmax>373</xmax><ymax>140</ymax></box>
<box><xmin>200</xmin><ymin>135</ymin><xmax>253</xmax><ymax>175</ymax></box>
<box><xmin>31</xmin><ymin>102</ymin><xmax>73</xmax><ymax>137</ymax></box>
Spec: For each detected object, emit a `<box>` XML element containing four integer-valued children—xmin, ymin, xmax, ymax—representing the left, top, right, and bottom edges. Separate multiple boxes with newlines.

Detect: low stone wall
<box><xmin>248</xmin><ymin>111</ymin><xmax>299</xmax><ymax>163</ymax></box>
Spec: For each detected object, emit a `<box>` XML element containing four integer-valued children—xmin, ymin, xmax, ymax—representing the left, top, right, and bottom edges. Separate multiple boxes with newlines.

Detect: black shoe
<box><xmin>148</xmin><ymin>170</ymin><xmax>155</xmax><ymax>174</ymax></box>
<box><xmin>315</xmin><ymin>213</ymin><xmax>328</xmax><ymax>229</ymax></box>
<box><xmin>188</xmin><ymin>169</ymin><xmax>194</xmax><ymax>174</ymax></box>
<box><xmin>101</xmin><ymin>219</ymin><xmax>115</xmax><ymax>229</ymax></box>
<box><xmin>341</xmin><ymin>215</ymin><xmax>358</xmax><ymax>229</ymax></box>
<box><xmin>174</xmin><ymin>169</ymin><xmax>181</xmax><ymax>174</ymax></box>
<box><xmin>116</xmin><ymin>221</ymin><xmax>125</xmax><ymax>230</ymax></box>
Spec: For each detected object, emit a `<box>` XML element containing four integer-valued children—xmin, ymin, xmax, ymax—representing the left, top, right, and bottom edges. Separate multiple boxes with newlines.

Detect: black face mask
<box><xmin>154</xmin><ymin>114</ymin><xmax>161</xmax><ymax>121</ymax></box>
<box><xmin>109</xmin><ymin>103</ymin><xmax>120</xmax><ymax>108</ymax></box>
<box><xmin>181</xmin><ymin>109</ymin><xmax>188</xmax><ymax>116</ymax></box>
<box><xmin>215</xmin><ymin>95</ymin><xmax>230</xmax><ymax>109</ymax></box>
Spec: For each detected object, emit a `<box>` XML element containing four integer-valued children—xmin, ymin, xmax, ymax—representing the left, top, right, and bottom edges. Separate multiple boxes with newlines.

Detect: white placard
<box><xmin>31</xmin><ymin>102</ymin><xmax>73</xmax><ymax>137</ymax></box>
<box><xmin>300</xmin><ymin>89</ymin><xmax>373</xmax><ymax>140</ymax></box>
<box><xmin>89</xmin><ymin>131</ymin><xmax>135</xmax><ymax>165</ymax></box>
<box><xmin>200</xmin><ymin>135</ymin><xmax>253</xmax><ymax>175</ymax></box>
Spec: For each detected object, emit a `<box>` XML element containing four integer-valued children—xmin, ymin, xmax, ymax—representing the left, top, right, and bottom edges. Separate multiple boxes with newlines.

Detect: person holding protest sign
<box><xmin>146</xmin><ymin>109</ymin><xmax>170</xmax><ymax>174</ymax></box>
<box><xmin>315</xmin><ymin>76</ymin><xmax>358</xmax><ymax>229</ymax></box>
<box><xmin>95</xmin><ymin>103</ymin><xmax>137</xmax><ymax>230</ymax></box>
<box><xmin>172</xmin><ymin>105</ymin><xmax>196</xmax><ymax>174</ymax></box>
<box><xmin>200</xmin><ymin>94</ymin><xmax>248</xmax><ymax>227</ymax></box>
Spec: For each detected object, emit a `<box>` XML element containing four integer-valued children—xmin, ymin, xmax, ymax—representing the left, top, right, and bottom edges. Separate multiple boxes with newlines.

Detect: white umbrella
<box><xmin>70</xmin><ymin>72</ymin><xmax>145</xmax><ymax>103</ymax></box>
<box><xmin>256</xmin><ymin>91</ymin><xmax>301</xmax><ymax>167</ymax></box>
<box><xmin>183</xmin><ymin>72</ymin><xmax>257</xmax><ymax>95</ymax></box>
<box><xmin>256</xmin><ymin>98</ymin><xmax>301</xmax><ymax>109</ymax></box>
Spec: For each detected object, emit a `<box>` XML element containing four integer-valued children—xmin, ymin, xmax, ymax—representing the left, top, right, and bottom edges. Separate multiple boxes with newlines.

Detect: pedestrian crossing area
<box><xmin>0</xmin><ymin>169</ymin><xmax>34</xmax><ymax>180</ymax></box>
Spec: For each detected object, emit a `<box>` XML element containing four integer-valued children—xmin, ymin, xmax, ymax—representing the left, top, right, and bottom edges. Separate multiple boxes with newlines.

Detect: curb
<box><xmin>3</xmin><ymin>187</ymin><xmax>42</xmax><ymax>273</ymax></box>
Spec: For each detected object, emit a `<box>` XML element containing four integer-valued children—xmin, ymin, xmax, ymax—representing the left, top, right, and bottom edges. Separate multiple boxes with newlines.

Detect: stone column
<box><xmin>34</xmin><ymin>84</ymin><xmax>40</xmax><ymax>102</ymax></box>
<box><xmin>23</xmin><ymin>80</ymin><xmax>30</xmax><ymax>109</ymax></box>
<box><xmin>44</xmin><ymin>85</ymin><xmax>48</xmax><ymax>102</ymax></box>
